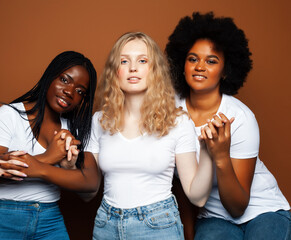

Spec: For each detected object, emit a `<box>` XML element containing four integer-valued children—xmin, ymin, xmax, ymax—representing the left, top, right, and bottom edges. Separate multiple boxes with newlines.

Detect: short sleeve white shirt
<box><xmin>176</xmin><ymin>94</ymin><xmax>290</xmax><ymax>224</ymax></box>
<box><xmin>86</xmin><ymin>112</ymin><xmax>197</xmax><ymax>208</ymax></box>
<box><xmin>0</xmin><ymin>103</ymin><xmax>67</xmax><ymax>202</ymax></box>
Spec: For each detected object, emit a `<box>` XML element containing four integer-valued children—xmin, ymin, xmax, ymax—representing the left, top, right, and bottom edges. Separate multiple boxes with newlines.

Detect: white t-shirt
<box><xmin>86</xmin><ymin>112</ymin><xmax>197</xmax><ymax>208</ymax></box>
<box><xmin>0</xmin><ymin>102</ymin><xmax>66</xmax><ymax>202</ymax></box>
<box><xmin>176</xmin><ymin>94</ymin><xmax>290</xmax><ymax>224</ymax></box>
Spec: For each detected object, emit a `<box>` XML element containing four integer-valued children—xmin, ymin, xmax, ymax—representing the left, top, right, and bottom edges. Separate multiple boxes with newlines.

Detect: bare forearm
<box><xmin>39</xmin><ymin>164</ymin><xmax>101</xmax><ymax>192</ymax></box>
<box><xmin>34</xmin><ymin>153</ymin><xmax>59</xmax><ymax>164</ymax></box>
<box><xmin>188</xmin><ymin>148</ymin><xmax>213</xmax><ymax>207</ymax></box>
<box><xmin>215</xmin><ymin>157</ymin><xmax>249</xmax><ymax>217</ymax></box>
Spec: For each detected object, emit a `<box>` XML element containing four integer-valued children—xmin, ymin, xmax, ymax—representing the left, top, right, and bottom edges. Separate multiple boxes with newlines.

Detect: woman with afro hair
<box><xmin>166</xmin><ymin>12</ymin><xmax>290</xmax><ymax>240</ymax></box>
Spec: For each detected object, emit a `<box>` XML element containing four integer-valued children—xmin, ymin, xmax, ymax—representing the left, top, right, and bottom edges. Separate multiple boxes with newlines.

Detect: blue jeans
<box><xmin>0</xmin><ymin>200</ymin><xmax>69</xmax><ymax>240</ymax></box>
<box><xmin>194</xmin><ymin>210</ymin><xmax>291</xmax><ymax>240</ymax></box>
<box><xmin>93</xmin><ymin>195</ymin><xmax>184</xmax><ymax>240</ymax></box>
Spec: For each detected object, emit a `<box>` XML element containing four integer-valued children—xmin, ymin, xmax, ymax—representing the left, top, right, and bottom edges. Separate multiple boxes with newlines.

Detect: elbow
<box><xmin>229</xmin><ymin>206</ymin><xmax>247</xmax><ymax>218</ymax></box>
<box><xmin>189</xmin><ymin>196</ymin><xmax>208</xmax><ymax>208</ymax></box>
<box><xmin>226</xmin><ymin>202</ymin><xmax>248</xmax><ymax>218</ymax></box>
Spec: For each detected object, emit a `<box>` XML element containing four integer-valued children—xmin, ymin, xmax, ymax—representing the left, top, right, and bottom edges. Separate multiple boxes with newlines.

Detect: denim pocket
<box><xmin>94</xmin><ymin>206</ymin><xmax>108</xmax><ymax>228</ymax></box>
<box><xmin>144</xmin><ymin>207</ymin><xmax>178</xmax><ymax>229</ymax></box>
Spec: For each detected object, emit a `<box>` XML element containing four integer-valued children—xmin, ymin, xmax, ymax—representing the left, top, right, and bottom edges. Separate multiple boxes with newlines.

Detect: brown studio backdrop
<box><xmin>0</xmin><ymin>0</ymin><xmax>290</xmax><ymax>239</ymax></box>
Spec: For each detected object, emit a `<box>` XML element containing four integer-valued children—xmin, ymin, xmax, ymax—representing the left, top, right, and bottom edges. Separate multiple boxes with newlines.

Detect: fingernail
<box><xmin>23</xmin><ymin>164</ymin><xmax>29</xmax><ymax>168</ymax></box>
<box><xmin>21</xmin><ymin>173</ymin><xmax>27</xmax><ymax>177</ymax></box>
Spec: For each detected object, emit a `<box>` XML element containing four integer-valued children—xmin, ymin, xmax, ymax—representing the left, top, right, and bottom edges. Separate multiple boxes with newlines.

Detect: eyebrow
<box><xmin>120</xmin><ymin>54</ymin><xmax>148</xmax><ymax>58</ymax></box>
<box><xmin>64</xmin><ymin>73</ymin><xmax>87</xmax><ymax>90</ymax></box>
<box><xmin>187</xmin><ymin>52</ymin><xmax>220</xmax><ymax>60</ymax></box>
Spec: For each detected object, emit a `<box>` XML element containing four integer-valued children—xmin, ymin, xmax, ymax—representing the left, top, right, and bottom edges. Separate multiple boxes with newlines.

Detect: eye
<box><xmin>187</xmin><ymin>56</ymin><xmax>198</xmax><ymax>63</ymax></box>
<box><xmin>75</xmin><ymin>88</ymin><xmax>86</xmax><ymax>96</ymax></box>
<box><xmin>121</xmin><ymin>59</ymin><xmax>128</xmax><ymax>64</ymax></box>
<box><xmin>139</xmin><ymin>59</ymin><xmax>148</xmax><ymax>64</ymax></box>
<box><xmin>207</xmin><ymin>59</ymin><xmax>218</xmax><ymax>64</ymax></box>
<box><xmin>60</xmin><ymin>76</ymin><xmax>69</xmax><ymax>84</ymax></box>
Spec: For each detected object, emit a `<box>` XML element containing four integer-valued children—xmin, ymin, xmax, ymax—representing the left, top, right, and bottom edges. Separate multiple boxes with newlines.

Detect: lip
<box><xmin>192</xmin><ymin>74</ymin><xmax>207</xmax><ymax>80</ymax></box>
<box><xmin>127</xmin><ymin>76</ymin><xmax>141</xmax><ymax>83</ymax></box>
<box><xmin>56</xmin><ymin>96</ymin><xmax>71</xmax><ymax>108</ymax></box>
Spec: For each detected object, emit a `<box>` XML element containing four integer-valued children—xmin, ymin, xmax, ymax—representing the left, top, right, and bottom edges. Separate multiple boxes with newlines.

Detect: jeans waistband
<box><xmin>101</xmin><ymin>195</ymin><xmax>178</xmax><ymax>220</ymax></box>
<box><xmin>0</xmin><ymin>200</ymin><xmax>58</xmax><ymax>210</ymax></box>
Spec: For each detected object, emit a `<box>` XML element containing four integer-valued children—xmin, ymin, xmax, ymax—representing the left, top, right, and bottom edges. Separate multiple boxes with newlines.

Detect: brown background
<box><xmin>0</xmin><ymin>0</ymin><xmax>290</xmax><ymax>239</ymax></box>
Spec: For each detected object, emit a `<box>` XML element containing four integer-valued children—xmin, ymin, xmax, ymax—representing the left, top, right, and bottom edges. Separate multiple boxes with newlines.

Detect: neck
<box><xmin>186</xmin><ymin>89</ymin><xmax>222</xmax><ymax>126</ymax></box>
<box><xmin>123</xmin><ymin>93</ymin><xmax>144</xmax><ymax>119</ymax></box>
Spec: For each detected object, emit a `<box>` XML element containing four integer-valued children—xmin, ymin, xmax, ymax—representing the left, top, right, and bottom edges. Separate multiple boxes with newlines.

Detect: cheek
<box><xmin>184</xmin><ymin>62</ymin><xmax>193</xmax><ymax>75</ymax></box>
<box><xmin>117</xmin><ymin>67</ymin><xmax>126</xmax><ymax>79</ymax></box>
<box><xmin>210</xmin><ymin>67</ymin><xmax>224</xmax><ymax>80</ymax></box>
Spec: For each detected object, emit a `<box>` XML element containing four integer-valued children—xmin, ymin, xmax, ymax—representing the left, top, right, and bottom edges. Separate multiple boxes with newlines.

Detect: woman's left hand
<box><xmin>59</xmin><ymin>145</ymin><xmax>79</xmax><ymax>169</ymax></box>
<box><xmin>200</xmin><ymin>113</ymin><xmax>234</xmax><ymax>161</ymax></box>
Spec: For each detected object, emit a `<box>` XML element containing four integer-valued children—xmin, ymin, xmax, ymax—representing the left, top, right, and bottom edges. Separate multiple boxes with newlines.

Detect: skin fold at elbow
<box><xmin>189</xmin><ymin>196</ymin><xmax>208</xmax><ymax>208</ymax></box>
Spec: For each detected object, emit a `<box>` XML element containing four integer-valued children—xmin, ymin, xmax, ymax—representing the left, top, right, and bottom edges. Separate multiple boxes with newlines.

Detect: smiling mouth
<box><xmin>192</xmin><ymin>75</ymin><xmax>207</xmax><ymax>80</ymax></box>
<box><xmin>127</xmin><ymin>77</ymin><xmax>141</xmax><ymax>83</ymax></box>
<box><xmin>57</xmin><ymin>97</ymin><xmax>70</xmax><ymax>108</ymax></box>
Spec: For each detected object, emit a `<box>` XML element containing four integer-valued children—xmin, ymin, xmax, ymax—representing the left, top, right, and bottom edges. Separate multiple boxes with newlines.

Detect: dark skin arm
<box><xmin>35</xmin><ymin>129</ymin><xmax>81</xmax><ymax>165</ymax></box>
<box><xmin>200</xmin><ymin>113</ymin><xmax>256</xmax><ymax>218</ymax></box>
<box><xmin>0</xmin><ymin>129</ymin><xmax>80</xmax><ymax>180</ymax></box>
<box><xmin>3</xmin><ymin>151</ymin><xmax>101</xmax><ymax>192</ymax></box>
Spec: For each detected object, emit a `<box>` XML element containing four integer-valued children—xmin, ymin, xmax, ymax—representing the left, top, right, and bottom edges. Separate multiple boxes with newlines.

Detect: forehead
<box><xmin>189</xmin><ymin>39</ymin><xmax>224</xmax><ymax>57</ymax></box>
<box><xmin>62</xmin><ymin>65</ymin><xmax>90</xmax><ymax>88</ymax></box>
<box><xmin>121</xmin><ymin>39</ymin><xmax>148</xmax><ymax>55</ymax></box>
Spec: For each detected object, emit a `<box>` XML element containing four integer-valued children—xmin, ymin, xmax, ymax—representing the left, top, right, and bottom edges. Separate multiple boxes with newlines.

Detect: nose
<box><xmin>129</xmin><ymin>62</ymin><xmax>137</xmax><ymax>72</ymax></box>
<box><xmin>195</xmin><ymin>61</ymin><xmax>206</xmax><ymax>72</ymax></box>
<box><xmin>63</xmin><ymin>85</ymin><xmax>74</xmax><ymax>99</ymax></box>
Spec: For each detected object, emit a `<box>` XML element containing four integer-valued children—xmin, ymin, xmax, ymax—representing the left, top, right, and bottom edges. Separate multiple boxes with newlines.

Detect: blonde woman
<box><xmin>86</xmin><ymin>32</ymin><xmax>213</xmax><ymax>240</ymax></box>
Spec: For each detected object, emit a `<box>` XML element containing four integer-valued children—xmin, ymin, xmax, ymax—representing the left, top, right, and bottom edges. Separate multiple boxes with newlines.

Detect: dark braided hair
<box><xmin>10</xmin><ymin>51</ymin><xmax>97</xmax><ymax>168</ymax></box>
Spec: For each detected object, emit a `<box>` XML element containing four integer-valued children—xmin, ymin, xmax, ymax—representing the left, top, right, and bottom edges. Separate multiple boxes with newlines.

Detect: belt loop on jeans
<box><xmin>107</xmin><ymin>205</ymin><xmax>112</xmax><ymax>220</ymax></box>
<box><xmin>136</xmin><ymin>207</ymin><xmax>144</xmax><ymax>221</ymax></box>
<box><xmin>172</xmin><ymin>194</ymin><xmax>179</xmax><ymax>208</ymax></box>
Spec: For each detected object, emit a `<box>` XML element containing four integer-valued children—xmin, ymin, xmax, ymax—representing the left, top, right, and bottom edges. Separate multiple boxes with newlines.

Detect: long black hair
<box><xmin>10</xmin><ymin>51</ymin><xmax>97</xmax><ymax>168</ymax></box>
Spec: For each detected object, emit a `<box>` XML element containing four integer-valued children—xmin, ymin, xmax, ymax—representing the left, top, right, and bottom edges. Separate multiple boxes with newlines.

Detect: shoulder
<box><xmin>220</xmin><ymin>95</ymin><xmax>259</xmax><ymax>142</ymax></box>
<box><xmin>91</xmin><ymin>111</ymin><xmax>104</xmax><ymax>134</ymax></box>
<box><xmin>221</xmin><ymin>94</ymin><xmax>257</xmax><ymax>124</ymax></box>
<box><xmin>92</xmin><ymin>111</ymin><xmax>102</xmax><ymax>121</ymax></box>
<box><xmin>0</xmin><ymin>102</ymin><xmax>24</xmax><ymax>118</ymax></box>
<box><xmin>175</xmin><ymin>95</ymin><xmax>187</xmax><ymax>111</ymax></box>
<box><xmin>174</xmin><ymin>113</ymin><xmax>195</xmax><ymax>133</ymax></box>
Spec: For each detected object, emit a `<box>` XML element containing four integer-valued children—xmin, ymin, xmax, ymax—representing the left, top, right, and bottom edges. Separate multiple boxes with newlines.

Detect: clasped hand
<box><xmin>199</xmin><ymin>112</ymin><xmax>234</xmax><ymax>161</ymax></box>
<box><xmin>0</xmin><ymin>129</ymin><xmax>80</xmax><ymax>181</ymax></box>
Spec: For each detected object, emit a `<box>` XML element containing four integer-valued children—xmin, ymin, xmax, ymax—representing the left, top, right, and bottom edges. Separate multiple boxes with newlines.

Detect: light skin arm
<box><xmin>0</xmin><ymin>148</ymin><xmax>28</xmax><ymax>181</ymax></box>
<box><xmin>175</xmin><ymin>142</ymin><xmax>213</xmax><ymax>207</ymax></box>
<box><xmin>201</xmin><ymin>113</ymin><xmax>256</xmax><ymax>218</ymax></box>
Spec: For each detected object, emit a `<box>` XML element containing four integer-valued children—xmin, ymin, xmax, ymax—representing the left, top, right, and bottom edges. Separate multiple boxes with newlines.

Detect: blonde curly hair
<box><xmin>95</xmin><ymin>32</ymin><xmax>183</xmax><ymax>137</ymax></box>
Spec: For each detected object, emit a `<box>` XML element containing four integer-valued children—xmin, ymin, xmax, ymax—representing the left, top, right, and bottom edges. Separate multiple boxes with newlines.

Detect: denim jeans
<box><xmin>93</xmin><ymin>195</ymin><xmax>184</xmax><ymax>240</ymax></box>
<box><xmin>195</xmin><ymin>210</ymin><xmax>291</xmax><ymax>240</ymax></box>
<box><xmin>0</xmin><ymin>200</ymin><xmax>69</xmax><ymax>240</ymax></box>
